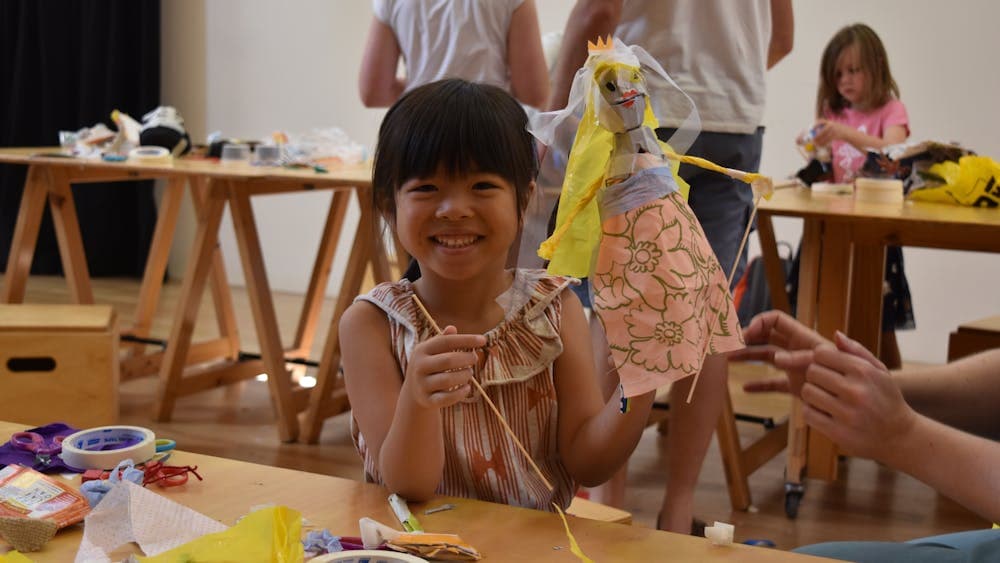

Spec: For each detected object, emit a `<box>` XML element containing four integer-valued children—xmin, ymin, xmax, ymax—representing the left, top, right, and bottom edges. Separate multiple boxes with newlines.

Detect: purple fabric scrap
<box><xmin>0</xmin><ymin>422</ymin><xmax>82</xmax><ymax>473</ymax></box>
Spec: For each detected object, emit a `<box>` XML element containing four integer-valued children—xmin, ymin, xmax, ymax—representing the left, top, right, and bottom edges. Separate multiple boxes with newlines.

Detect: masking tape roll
<box><xmin>61</xmin><ymin>426</ymin><xmax>157</xmax><ymax>470</ymax></box>
<box><xmin>129</xmin><ymin>146</ymin><xmax>172</xmax><ymax>164</ymax></box>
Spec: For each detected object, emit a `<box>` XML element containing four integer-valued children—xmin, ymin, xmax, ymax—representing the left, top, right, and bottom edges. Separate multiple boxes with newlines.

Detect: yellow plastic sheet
<box><xmin>138</xmin><ymin>506</ymin><xmax>303</xmax><ymax>563</ymax></box>
<box><xmin>0</xmin><ymin>552</ymin><xmax>34</xmax><ymax>563</ymax></box>
<box><xmin>908</xmin><ymin>155</ymin><xmax>1000</xmax><ymax>207</ymax></box>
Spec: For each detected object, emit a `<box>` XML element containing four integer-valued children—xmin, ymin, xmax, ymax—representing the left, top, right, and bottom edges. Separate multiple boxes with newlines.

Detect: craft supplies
<box><xmin>389</xmin><ymin>493</ymin><xmax>423</xmax><ymax>533</ymax></box>
<box><xmin>855</xmin><ymin>178</ymin><xmax>904</xmax><ymax>204</ymax></box>
<box><xmin>79</xmin><ymin>459</ymin><xmax>144</xmax><ymax>507</ymax></box>
<box><xmin>310</xmin><ymin>551</ymin><xmax>428</xmax><ymax>563</ymax></box>
<box><xmin>811</xmin><ymin>182</ymin><xmax>854</xmax><ymax>195</ymax></box>
<box><xmin>8</xmin><ymin>431</ymin><xmax>67</xmax><ymax>468</ymax></box>
<box><xmin>128</xmin><ymin>145</ymin><xmax>172</xmax><ymax>164</ymax></box>
<box><xmin>220</xmin><ymin>142</ymin><xmax>251</xmax><ymax>165</ymax></box>
<box><xmin>423</xmin><ymin>503</ymin><xmax>456</xmax><ymax>515</ymax></box>
<box><xmin>0</xmin><ymin>423</ymin><xmax>81</xmax><ymax>474</ymax></box>
<box><xmin>60</xmin><ymin>425</ymin><xmax>156</xmax><ymax>470</ymax></box>
<box><xmin>254</xmin><ymin>144</ymin><xmax>281</xmax><ymax>166</ymax></box>
<box><xmin>0</xmin><ymin>465</ymin><xmax>90</xmax><ymax>550</ymax></box>
<box><xmin>704</xmin><ymin>521</ymin><xmax>735</xmax><ymax>546</ymax></box>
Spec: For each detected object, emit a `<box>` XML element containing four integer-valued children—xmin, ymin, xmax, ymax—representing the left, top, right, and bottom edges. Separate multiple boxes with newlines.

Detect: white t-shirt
<box><xmin>373</xmin><ymin>0</ymin><xmax>523</xmax><ymax>93</ymax></box>
<box><xmin>616</xmin><ymin>0</ymin><xmax>772</xmax><ymax>134</ymax></box>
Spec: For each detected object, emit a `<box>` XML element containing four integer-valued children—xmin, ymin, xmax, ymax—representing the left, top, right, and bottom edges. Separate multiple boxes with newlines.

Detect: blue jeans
<box><xmin>795</xmin><ymin>529</ymin><xmax>1000</xmax><ymax>563</ymax></box>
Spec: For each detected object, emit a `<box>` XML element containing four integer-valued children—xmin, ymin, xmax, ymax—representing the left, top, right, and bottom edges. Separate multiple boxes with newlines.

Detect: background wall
<box><xmin>162</xmin><ymin>0</ymin><xmax>1000</xmax><ymax>363</ymax></box>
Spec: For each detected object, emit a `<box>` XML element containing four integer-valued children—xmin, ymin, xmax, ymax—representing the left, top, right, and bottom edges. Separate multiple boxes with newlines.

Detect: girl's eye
<box><xmin>605</xmin><ymin>81</ymin><xmax>617</xmax><ymax>92</ymax></box>
<box><xmin>407</xmin><ymin>183</ymin><xmax>436</xmax><ymax>193</ymax></box>
<box><xmin>473</xmin><ymin>181</ymin><xmax>499</xmax><ymax>191</ymax></box>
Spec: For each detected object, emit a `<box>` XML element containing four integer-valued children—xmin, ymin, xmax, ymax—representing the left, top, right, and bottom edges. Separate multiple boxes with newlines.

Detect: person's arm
<box><xmin>340</xmin><ymin>302</ymin><xmax>486</xmax><ymax>500</ymax></box>
<box><xmin>767</xmin><ymin>0</ymin><xmax>794</xmax><ymax>69</ymax></box>
<box><xmin>804</xmin><ymin>337</ymin><xmax>1000</xmax><ymax>524</ymax></box>
<box><xmin>506</xmin><ymin>0</ymin><xmax>549</xmax><ymax>108</ymax></box>
<box><xmin>553</xmin><ymin>290</ymin><xmax>655</xmax><ymax>486</ymax></box>
<box><xmin>547</xmin><ymin>0</ymin><xmax>622</xmax><ymax>110</ymax></box>
<box><xmin>893</xmin><ymin>349</ymin><xmax>1000</xmax><ymax>439</ymax></box>
<box><xmin>813</xmin><ymin>120</ymin><xmax>907</xmax><ymax>152</ymax></box>
<box><xmin>358</xmin><ymin>17</ymin><xmax>406</xmax><ymax>107</ymax></box>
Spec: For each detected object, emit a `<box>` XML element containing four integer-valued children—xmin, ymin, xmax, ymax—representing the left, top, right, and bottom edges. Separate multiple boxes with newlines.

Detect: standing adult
<box><xmin>358</xmin><ymin>0</ymin><xmax>549</xmax><ymax>109</ymax></box>
<box><xmin>548</xmin><ymin>0</ymin><xmax>793</xmax><ymax>533</ymax></box>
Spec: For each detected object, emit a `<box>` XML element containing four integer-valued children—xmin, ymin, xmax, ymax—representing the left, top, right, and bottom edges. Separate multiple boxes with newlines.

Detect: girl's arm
<box><xmin>506</xmin><ymin>0</ymin><xmax>549</xmax><ymax>109</ymax></box>
<box><xmin>358</xmin><ymin>17</ymin><xmax>406</xmax><ymax>107</ymax></box>
<box><xmin>553</xmin><ymin>290</ymin><xmax>655</xmax><ymax>486</ymax></box>
<box><xmin>813</xmin><ymin>119</ymin><xmax>907</xmax><ymax>152</ymax></box>
<box><xmin>340</xmin><ymin>302</ymin><xmax>485</xmax><ymax>500</ymax></box>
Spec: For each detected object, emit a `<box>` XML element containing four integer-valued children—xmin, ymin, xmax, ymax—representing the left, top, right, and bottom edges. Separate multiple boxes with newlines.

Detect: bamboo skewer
<box><xmin>411</xmin><ymin>295</ymin><xmax>555</xmax><ymax>492</ymax></box>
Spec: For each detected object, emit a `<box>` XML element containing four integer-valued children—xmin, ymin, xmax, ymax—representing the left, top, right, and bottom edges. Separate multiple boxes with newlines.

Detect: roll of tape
<box><xmin>129</xmin><ymin>146</ymin><xmax>172</xmax><ymax>164</ymax></box>
<box><xmin>61</xmin><ymin>426</ymin><xmax>157</xmax><ymax>470</ymax></box>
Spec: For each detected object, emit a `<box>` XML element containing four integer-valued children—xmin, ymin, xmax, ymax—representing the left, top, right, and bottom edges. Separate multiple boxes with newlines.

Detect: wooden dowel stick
<box><xmin>411</xmin><ymin>295</ymin><xmax>555</xmax><ymax>492</ymax></box>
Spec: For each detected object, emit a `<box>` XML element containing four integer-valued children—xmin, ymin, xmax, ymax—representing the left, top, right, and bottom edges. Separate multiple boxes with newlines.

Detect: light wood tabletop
<box><xmin>0</xmin><ymin>148</ymin><xmax>387</xmax><ymax>443</ymax></box>
<box><xmin>0</xmin><ymin>420</ymin><xmax>832</xmax><ymax>562</ymax></box>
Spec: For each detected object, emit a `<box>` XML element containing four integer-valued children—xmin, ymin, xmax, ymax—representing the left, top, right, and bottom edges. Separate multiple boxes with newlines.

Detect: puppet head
<box><xmin>592</xmin><ymin>61</ymin><xmax>647</xmax><ymax>133</ymax></box>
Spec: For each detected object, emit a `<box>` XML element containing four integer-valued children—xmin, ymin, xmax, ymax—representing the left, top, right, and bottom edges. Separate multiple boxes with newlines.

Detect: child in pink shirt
<box><xmin>810</xmin><ymin>23</ymin><xmax>914</xmax><ymax>368</ymax></box>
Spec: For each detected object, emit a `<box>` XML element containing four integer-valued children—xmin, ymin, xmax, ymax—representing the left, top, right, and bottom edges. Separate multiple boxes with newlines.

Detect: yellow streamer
<box><xmin>553</xmin><ymin>503</ymin><xmax>595</xmax><ymax>563</ymax></box>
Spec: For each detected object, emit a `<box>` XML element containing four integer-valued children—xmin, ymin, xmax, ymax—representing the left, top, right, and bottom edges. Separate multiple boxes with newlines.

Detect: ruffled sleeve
<box><xmin>478</xmin><ymin>270</ymin><xmax>577</xmax><ymax>387</ymax></box>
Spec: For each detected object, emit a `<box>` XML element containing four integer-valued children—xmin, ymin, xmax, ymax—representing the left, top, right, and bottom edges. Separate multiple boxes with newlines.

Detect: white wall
<box><xmin>163</xmin><ymin>0</ymin><xmax>1000</xmax><ymax>363</ymax></box>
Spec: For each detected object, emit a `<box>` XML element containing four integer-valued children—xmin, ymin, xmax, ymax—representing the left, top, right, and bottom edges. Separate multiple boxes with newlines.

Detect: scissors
<box><xmin>10</xmin><ymin>431</ymin><xmax>67</xmax><ymax>467</ymax></box>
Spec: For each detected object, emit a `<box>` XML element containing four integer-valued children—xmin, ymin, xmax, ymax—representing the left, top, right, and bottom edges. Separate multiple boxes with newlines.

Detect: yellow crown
<box><xmin>587</xmin><ymin>35</ymin><xmax>614</xmax><ymax>53</ymax></box>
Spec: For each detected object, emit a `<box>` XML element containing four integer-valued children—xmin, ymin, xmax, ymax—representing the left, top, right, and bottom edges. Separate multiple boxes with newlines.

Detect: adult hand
<box><xmin>403</xmin><ymin>325</ymin><xmax>485</xmax><ymax>409</ymax></box>
<box><xmin>800</xmin><ymin>332</ymin><xmax>916</xmax><ymax>460</ymax></box>
<box><xmin>730</xmin><ymin>310</ymin><xmax>829</xmax><ymax>395</ymax></box>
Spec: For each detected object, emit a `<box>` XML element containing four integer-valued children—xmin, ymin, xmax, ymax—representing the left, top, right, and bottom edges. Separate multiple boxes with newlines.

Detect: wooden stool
<box><xmin>0</xmin><ymin>304</ymin><xmax>119</xmax><ymax>428</ymax></box>
<box><xmin>567</xmin><ymin>497</ymin><xmax>632</xmax><ymax>524</ymax></box>
<box><xmin>948</xmin><ymin>315</ymin><xmax>1000</xmax><ymax>361</ymax></box>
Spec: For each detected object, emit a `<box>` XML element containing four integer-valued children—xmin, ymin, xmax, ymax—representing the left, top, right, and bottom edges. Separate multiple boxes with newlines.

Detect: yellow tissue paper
<box><xmin>138</xmin><ymin>505</ymin><xmax>303</xmax><ymax>563</ymax></box>
<box><xmin>908</xmin><ymin>155</ymin><xmax>1000</xmax><ymax>207</ymax></box>
<box><xmin>0</xmin><ymin>552</ymin><xmax>34</xmax><ymax>563</ymax></box>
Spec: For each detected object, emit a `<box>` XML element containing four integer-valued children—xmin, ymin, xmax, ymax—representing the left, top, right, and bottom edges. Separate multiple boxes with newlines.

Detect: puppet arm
<box><xmin>538</xmin><ymin>174</ymin><xmax>605</xmax><ymax>260</ymax></box>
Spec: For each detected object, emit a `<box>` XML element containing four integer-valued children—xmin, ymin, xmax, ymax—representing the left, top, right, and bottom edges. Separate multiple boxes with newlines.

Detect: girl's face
<box><xmin>834</xmin><ymin>43</ymin><xmax>868</xmax><ymax>109</ymax></box>
<box><xmin>395</xmin><ymin>168</ymin><xmax>522</xmax><ymax>282</ymax></box>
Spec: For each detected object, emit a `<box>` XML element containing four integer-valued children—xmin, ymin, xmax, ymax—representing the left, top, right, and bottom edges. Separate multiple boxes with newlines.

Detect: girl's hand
<box><xmin>403</xmin><ymin>325</ymin><xmax>486</xmax><ymax>409</ymax></box>
<box><xmin>800</xmin><ymin>332</ymin><xmax>916</xmax><ymax>461</ymax></box>
<box><xmin>812</xmin><ymin>119</ymin><xmax>848</xmax><ymax>146</ymax></box>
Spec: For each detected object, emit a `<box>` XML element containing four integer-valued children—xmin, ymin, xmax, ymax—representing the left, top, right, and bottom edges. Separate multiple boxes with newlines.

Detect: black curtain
<box><xmin>0</xmin><ymin>0</ymin><xmax>160</xmax><ymax>277</ymax></box>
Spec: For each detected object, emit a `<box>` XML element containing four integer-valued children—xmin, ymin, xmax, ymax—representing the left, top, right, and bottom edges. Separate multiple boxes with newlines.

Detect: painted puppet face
<box><xmin>594</xmin><ymin>64</ymin><xmax>647</xmax><ymax>133</ymax></box>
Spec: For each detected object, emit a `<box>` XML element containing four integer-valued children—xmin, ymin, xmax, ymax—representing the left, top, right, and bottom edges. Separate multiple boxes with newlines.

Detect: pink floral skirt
<box><xmin>591</xmin><ymin>190</ymin><xmax>744</xmax><ymax>397</ymax></box>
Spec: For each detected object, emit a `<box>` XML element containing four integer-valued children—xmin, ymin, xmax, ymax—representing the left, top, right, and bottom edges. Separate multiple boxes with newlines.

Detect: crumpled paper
<box><xmin>74</xmin><ymin>481</ymin><xmax>225</xmax><ymax>562</ymax></box>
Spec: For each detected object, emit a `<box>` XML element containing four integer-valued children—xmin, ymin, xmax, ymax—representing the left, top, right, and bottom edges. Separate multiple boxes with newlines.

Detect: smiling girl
<box><xmin>340</xmin><ymin>79</ymin><xmax>656</xmax><ymax>511</ymax></box>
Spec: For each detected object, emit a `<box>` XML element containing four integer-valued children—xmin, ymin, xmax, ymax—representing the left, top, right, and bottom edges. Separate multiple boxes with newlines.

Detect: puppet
<box><xmin>532</xmin><ymin>38</ymin><xmax>772</xmax><ymax>398</ymax></box>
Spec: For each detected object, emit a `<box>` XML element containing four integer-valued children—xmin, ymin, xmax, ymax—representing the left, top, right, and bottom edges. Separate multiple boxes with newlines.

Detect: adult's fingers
<box><xmin>813</xmin><ymin>343</ymin><xmax>885</xmax><ymax>382</ymax></box>
<box><xmin>833</xmin><ymin>331</ymin><xmax>886</xmax><ymax>370</ymax></box>
<box><xmin>800</xmin><ymin>366</ymin><xmax>850</xmax><ymax>422</ymax></box>
<box><xmin>742</xmin><ymin>378</ymin><xmax>790</xmax><ymax>393</ymax></box>
<box><xmin>728</xmin><ymin>345</ymin><xmax>778</xmax><ymax>364</ymax></box>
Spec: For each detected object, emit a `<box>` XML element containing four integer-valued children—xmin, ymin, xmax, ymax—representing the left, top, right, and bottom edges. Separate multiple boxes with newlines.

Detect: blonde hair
<box><xmin>816</xmin><ymin>23</ymin><xmax>899</xmax><ymax>116</ymax></box>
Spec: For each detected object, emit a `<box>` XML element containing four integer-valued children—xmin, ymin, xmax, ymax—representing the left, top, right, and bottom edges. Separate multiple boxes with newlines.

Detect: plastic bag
<box><xmin>908</xmin><ymin>155</ymin><xmax>1000</xmax><ymax>207</ymax></box>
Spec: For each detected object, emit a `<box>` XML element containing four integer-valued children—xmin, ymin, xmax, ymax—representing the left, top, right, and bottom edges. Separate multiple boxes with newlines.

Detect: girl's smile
<box><xmin>395</xmin><ymin>169</ymin><xmax>523</xmax><ymax>282</ymax></box>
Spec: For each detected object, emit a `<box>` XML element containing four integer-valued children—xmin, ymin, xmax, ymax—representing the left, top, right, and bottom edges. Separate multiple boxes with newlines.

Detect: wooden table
<box><xmin>0</xmin><ymin>421</ymin><xmax>830</xmax><ymax>562</ymax></box>
<box><xmin>756</xmin><ymin>187</ymin><xmax>1000</xmax><ymax>483</ymax></box>
<box><xmin>0</xmin><ymin>148</ymin><xmax>390</xmax><ymax>442</ymax></box>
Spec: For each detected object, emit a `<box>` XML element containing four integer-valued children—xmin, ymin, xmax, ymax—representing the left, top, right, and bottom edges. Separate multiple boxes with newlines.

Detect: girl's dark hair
<box><xmin>816</xmin><ymin>23</ymin><xmax>900</xmax><ymax>116</ymax></box>
<box><xmin>372</xmin><ymin>79</ymin><xmax>537</xmax><ymax>221</ymax></box>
